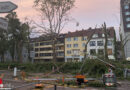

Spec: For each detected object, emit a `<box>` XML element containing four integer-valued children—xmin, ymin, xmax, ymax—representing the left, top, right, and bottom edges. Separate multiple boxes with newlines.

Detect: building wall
<box><xmin>65</xmin><ymin>36</ymin><xmax>88</xmax><ymax>62</ymax></box>
<box><xmin>87</xmin><ymin>38</ymin><xmax>114</xmax><ymax>59</ymax></box>
<box><xmin>34</xmin><ymin>41</ymin><xmax>53</xmax><ymax>61</ymax></box>
<box><xmin>124</xmin><ymin>32</ymin><xmax>130</xmax><ymax>58</ymax></box>
<box><xmin>33</xmin><ymin>40</ymin><xmax>65</xmax><ymax>62</ymax></box>
<box><xmin>65</xmin><ymin>36</ymin><xmax>115</xmax><ymax>62</ymax></box>
<box><xmin>120</xmin><ymin>0</ymin><xmax>130</xmax><ymax>59</ymax></box>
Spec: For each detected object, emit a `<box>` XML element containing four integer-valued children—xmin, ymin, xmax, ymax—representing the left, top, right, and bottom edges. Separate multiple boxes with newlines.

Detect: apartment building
<box><xmin>30</xmin><ymin>34</ymin><xmax>65</xmax><ymax>62</ymax></box>
<box><xmin>120</xmin><ymin>0</ymin><xmax>130</xmax><ymax>59</ymax></box>
<box><xmin>65</xmin><ymin>27</ymin><xmax>115</xmax><ymax>62</ymax></box>
<box><xmin>65</xmin><ymin>30</ymin><xmax>88</xmax><ymax>62</ymax></box>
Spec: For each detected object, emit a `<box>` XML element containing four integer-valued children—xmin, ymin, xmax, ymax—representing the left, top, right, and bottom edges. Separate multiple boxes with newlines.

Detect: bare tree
<box><xmin>113</xmin><ymin>30</ymin><xmax>118</xmax><ymax>60</ymax></box>
<box><xmin>102</xmin><ymin>22</ymin><xmax>108</xmax><ymax>60</ymax></box>
<box><xmin>83</xmin><ymin>29</ymin><xmax>95</xmax><ymax>60</ymax></box>
<box><xmin>34</xmin><ymin>0</ymin><xmax>75</xmax><ymax>62</ymax></box>
<box><xmin>24</xmin><ymin>18</ymin><xmax>36</xmax><ymax>62</ymax></box>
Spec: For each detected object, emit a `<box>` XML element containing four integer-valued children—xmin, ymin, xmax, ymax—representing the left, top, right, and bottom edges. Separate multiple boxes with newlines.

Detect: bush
<box><xmin>0</xmin><ymin>59</ymin><xmax>129</xmax><ymax>79</ymax></box>
<box><xmin>87</xmin><ymin>81</ymin><xmax>105</xmax><ymax>87</ymax></box>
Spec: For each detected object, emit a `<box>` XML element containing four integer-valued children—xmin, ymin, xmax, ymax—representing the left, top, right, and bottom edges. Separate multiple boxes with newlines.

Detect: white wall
<box><xmin>87</xmin><ymin>38</ymin><xmax>115</xmax><ymax>59</ymax></box>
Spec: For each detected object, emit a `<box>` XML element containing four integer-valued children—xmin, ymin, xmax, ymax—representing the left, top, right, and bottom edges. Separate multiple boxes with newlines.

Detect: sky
<box><xmin>0</xmin><ymin>0</ymin><xmax>120</xmax><ymax>39</ymax></box>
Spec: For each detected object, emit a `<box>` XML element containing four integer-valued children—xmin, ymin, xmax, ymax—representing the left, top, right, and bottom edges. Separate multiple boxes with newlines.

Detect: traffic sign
<box><xmin>0</xmin><ymin>1</ymin><xmax>17</xmax><ymax>13</ymax></box>
<box><xmin>0</xmin><ymin>18</ymin><xmax>8</xmax><ymax>30</ymax></box>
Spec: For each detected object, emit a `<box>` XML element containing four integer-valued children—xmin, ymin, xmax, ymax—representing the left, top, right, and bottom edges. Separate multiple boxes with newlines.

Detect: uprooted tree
<box><xmin>34</xmin><ymin>0</ymin><xmax>75</xmax><ymax>62</ymax></box>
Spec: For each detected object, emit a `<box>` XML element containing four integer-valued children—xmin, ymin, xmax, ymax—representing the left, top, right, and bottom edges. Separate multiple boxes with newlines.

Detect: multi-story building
<box><xmin>65</xmin><ymin>27</ymin><xmax>115</xmax><ymax>62</ymax></box>
<box><xmin>30</xmin><ymin>34</ymin><xmax>65</xmax><ymax>62</ymax></box>
<box><xmin>65</xmin><ymin>30</ymin><xmax>88</xmax><ymax>62</ymax></box>
<box><xmin>120</xmin><ymin>0</ymin><xmax>130</xmax><ymax>59</ymax></box>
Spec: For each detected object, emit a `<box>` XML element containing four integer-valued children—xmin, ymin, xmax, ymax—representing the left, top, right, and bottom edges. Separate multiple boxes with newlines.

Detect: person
<box><xmin>75</xmin><ymin>73</ymin><xmax>85</xmax><ymax>86</ymax></box>
<box><xmin>21</xmin><ymin>71</ymin><xmax>26</xmax><ymax>80</ymax></box>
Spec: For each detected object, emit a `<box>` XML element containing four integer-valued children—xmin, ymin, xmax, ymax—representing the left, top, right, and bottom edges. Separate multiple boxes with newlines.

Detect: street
<box><xmin>0</xmin><ymin>70</ymin><xmax>130</xmax><ymax>90</ymax></box>
<box><xmin>2</xmin><ymin>80</ymin><xmax>130</xmax><ymax>90</ymax></box>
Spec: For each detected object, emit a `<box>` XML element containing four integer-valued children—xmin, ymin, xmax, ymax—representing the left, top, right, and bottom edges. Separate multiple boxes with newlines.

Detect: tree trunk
<box><xmin>28</xmin><ymin>42</ymin><xmax>31</xmax><ymax>62</ymax></box>
<box><xmin>52</xmin><ymin>38</ymin><xmax>56</xmax><ymax>62</ymax></box>
<box><xmin>120</xmin><ymin>34</ymin><xmax>126</xmax><ymax>60</ymax></box>
<box><xmin>103</xmin><ymin>23</ymin><xmax>108</xmax><ymax>60</ymax></box>
<box><xmin>114</xmin><ymin>31</ymin><xmax>117</xmax><ymax>60</ymax></box>
<box><xmin>1</xmin><ymin>53</ymin><xmax>5</xmax><ymax>63</ymax></box>
<box><xmin>17</xmin><ymin>42</ymin><xmax>23</xmax><ymax>63</ymax></box>
<box><xmin>27</xmin><ymin>29</ymin><xmax>31</xmax><ymax>62</ymax></box>
<box><xmin>104</xmin><ymin>36</ymin><xmax>108</xmax><ymax>60</ymax></box>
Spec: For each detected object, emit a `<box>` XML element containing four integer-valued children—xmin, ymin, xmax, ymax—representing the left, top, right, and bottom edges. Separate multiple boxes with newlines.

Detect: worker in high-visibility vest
<box><xmin>21</xmin><ymin>71</ymin><xmax>26</xmax><ymax>80</ymax></box>
<box><xmin>75</xmin><ymin>73</ymin><xmax>85</xmax><ymax>86</ymax></box>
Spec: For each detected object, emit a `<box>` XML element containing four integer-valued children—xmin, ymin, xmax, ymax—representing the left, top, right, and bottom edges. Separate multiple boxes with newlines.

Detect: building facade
<box><xmin>65</xmin><ymin>31</ymin><xmax>88</xmax><ymax>62</ymax></box>
<box><xmin>120</xmin><ymin>0</ymin><xmax>130</xmax><ymax>59</ymax></box>
<box><xmin>65</xmin><ymin>28</ymin><xmax>115</xmax><ymax>62</ymax></box>
<box><xmin>30</xmin><ymin>34</ymin><xmax>65</xmax><ymax>62</ymax></box>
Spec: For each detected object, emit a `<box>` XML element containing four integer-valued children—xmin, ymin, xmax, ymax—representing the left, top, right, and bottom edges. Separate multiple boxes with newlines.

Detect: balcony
<box><xmin>55</xmin><ymin>43</ymin><xmax>64</xmax><ymax>46</ymax></box>
<box><xmin>39</xmin><ymin>50</ymin><xmax>53</xmax><ymax>53</ymax></box>
<box><xmin>39</xmin><ymin>45</ymin><xmax>52</xmax><ymax>48</ymax></box>
<box><xmin>34</xmin><ymin>56</ymin><xmax>53</xmax><ymax>59</ymax></box>
<box><xmin>56</xmin><ymin>49</ymin><xmax>64</xmax><ymax>52</ymax></box>
<box><xmin>57</xmin><ymin>53</ymin><xmax>64</xmax><ymax>58</ymax></box>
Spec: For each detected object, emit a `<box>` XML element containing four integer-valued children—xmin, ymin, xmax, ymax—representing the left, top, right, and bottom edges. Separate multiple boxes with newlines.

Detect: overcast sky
<box><xmin>1</xmin><ymin>0</ymin><xmax>120</xmax><ymax>39</ymax></box>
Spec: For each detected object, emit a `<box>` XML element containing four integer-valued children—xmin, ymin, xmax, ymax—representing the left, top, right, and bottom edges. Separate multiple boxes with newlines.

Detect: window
<box><xmin>35</xmin><ymin>43</ymin><xmax>39</xmax><ymax>46</ymax></box>
<box><xmin>107</xmin><ymin>49</ymin><xmax>112</xmax><ymax>55</ymax></box>
<box><xmin>67</xmin><ymin>44</ymin><xmax>71</xmax><ymax>48</ymax></box>
<box><xmin>35</xmin><ymin>48</ymin><xmax>39</xmax><ymax>51</ymax></box>
<box><xmin>67</xmin><ymin>38</ymin><xmax>71</xmax><ymax>41</ymax></box>
<box><xmin>73</xmin><ymin>49</ymin><xmax>80</xmax><ymax>56</ymax></box>
<box><xmin>90</xmin><ymin>49</ymin><xmax>96</xmax><ymax>55</ymax></box>
<box><xmin>57</xmin><ymin>52</ymin><xmax>64</xmax><ymax>56</ymax></box>
<box><xmin>40</xmin><ymin>53</ymin><xmax>52</xmax><ymax>56</ymax></box>
<box><xmin>74</xmin><ymin>44</ymin><xmax>78</xmax><ymax>47</ymax></box>
<box><xmin>40</xmin><ymin>48</ymin><xmax>52</xmax><ymax>51</ymax></box>
<box><xmin>107</xmin><ymin>40</ymin><xmax>112</xmax><ymax>46</ymax></box>
<box><xmin>126</xmin><ymin>17</ymin><xmax>130</xmax><ymax>21</ymax></box>
<box><xmin>82</xmin><ymin>43</ymin><xmax>86</xmax><ymax>47</ymax></box>
<box><xmin>127</xmin><ymin>24</ymin><xmax>130</xmax><ymax>28</ymax></box>
<box><xmin>92</xmin><ymin>34</ymin><xmax>98</xmax><ymax>38</ymax></box>
<box><xmin>125</xmin><ymin>12</ymin><xmax>130</xmax><ymax>15</ymax></box>
<box><xmin>35</xmin><ymin>53</ymin><xmax>38</xmax><ymax>57</ymax></box>
<box><xmin>67</xmin><ymin>50</ymin><xmax>71</xmax><ymax>54</ymax></box>
<box><xmin>97</xmin><ymin>41</ymin><xmax>103</xmax><ymax>46</ymax></box>
<box><xmin>30</xmin><ymin>43</ymin><xmax>34</xmax><ymax>47</ymax></box>
<box><xmin>67</xmin><ymin>58</ymin><xmax>72</xmax><ymax>62</ymax></box>
<box><xmin>98</xmin><ymin>49</ymin><xmax>104</xmax><ymax>54</ymax></box>
<box><xmin>82</xmin><ymin>37</ymin><xmax>87</xmax><ymax>41</ymax></box>
<box><xmin>102</xmin><ymin>34</ymin><xmax>105</xmax><ymax>37</ymax></box>
<box><xmin>74</xmin><ymin>37</ymin><xmax>78</xmax><ymax>41</ymax></box>
<box><xmin>124</xmin><ymin>5</ymin><xmax>129</xmax><ymax>9</ymax></box>
<box><xmin>90</xmin><ymin>41</ymin><xmax>96</xmax><ymax>46</ymax></box>
<box><xmin>24</xmin><ymin>54</ymin><xmax>26</xmax><ymax>58</ymax></box>
<box><xmin>40</xmin><ymin>42</ymin><xmax>44</xmax><ymax>45</ymax></box>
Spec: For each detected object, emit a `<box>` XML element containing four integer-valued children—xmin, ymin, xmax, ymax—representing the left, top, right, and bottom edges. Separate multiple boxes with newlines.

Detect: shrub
<box><xmin>87</xmin><ymin>81</ymin><xmax>105</xmax><ymax>87</ymax></box>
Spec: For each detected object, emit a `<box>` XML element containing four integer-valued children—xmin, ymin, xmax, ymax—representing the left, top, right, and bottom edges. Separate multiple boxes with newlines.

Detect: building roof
<box><xmin>65</xmin><ymin>27</ymin><xmax>115</xmax><ymax>38</ymax></box>
<box><xmin>30</xmin><ymin>34</ymin><xmax>66</xmax><ymax>42</ymax></box>
<box><xmin>30</xmin><ymin>27</ymin><xmax>115</xmax><ymax>42</ymax></box>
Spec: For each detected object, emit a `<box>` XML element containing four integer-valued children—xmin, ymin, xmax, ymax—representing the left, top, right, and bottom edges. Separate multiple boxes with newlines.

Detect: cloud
<box><xmin>2</xmin><ymin>0</ymin><xmax>120</xmax><ymax>33</ymax></box>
